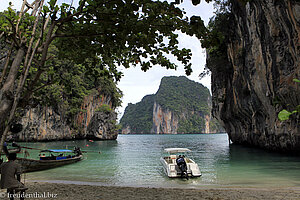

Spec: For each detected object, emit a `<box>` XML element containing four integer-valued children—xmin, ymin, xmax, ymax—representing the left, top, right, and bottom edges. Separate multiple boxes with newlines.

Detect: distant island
<box><xmin>119</xmin><ymin>76</ymin><xmax>223</xmax><ymax>134</ymax></box>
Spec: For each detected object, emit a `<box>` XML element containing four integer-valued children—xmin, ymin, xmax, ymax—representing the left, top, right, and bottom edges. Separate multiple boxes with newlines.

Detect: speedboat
<box><xmin>160</xmin><ymin>148</ymin><xmax>201</xmax><ymax>179</ymax></box>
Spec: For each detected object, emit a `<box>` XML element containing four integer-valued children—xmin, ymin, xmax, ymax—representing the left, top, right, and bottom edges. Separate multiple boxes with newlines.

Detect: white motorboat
<box><xmin>160</xmin><ymin>148</ymin><xmax>201</xmax><ymax>178</ymax></box>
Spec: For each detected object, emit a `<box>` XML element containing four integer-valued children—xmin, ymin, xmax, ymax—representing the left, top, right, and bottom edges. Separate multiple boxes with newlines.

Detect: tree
<box><xmin>0</xmin><ymin>0</ymin><xmax>213</xmax><ymax>151</ymax></box>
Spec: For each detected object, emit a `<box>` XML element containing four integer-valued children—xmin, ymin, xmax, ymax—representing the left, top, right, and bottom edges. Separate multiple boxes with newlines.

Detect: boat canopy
<box><xmin>40</xmin><ymin>149</ymin><xmax>73</xmax><ymax>153</ymax></box>
<box><xmin>164</xmin><ymin>148</ymin><xmax>191</xmax><ymax>154</ymax></box>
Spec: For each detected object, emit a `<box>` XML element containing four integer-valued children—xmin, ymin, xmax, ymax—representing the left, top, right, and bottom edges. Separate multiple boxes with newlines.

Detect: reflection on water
<box><xmin>15</xmin><ymin>134</ymin><xmax>300</xmax><ymax>188</ymax></box>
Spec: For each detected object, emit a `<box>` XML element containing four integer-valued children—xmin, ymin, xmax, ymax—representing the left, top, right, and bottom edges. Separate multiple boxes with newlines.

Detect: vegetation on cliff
<box><xmin>120</xmin><ymin>95</ymin><xmax>155</xmax><ymax>133</ymax></box>
<box><xmin>35</xmin><ymin>55</ymin><xmax>122</xmax><ymax>127</ymax></box>
<box><xmin>120</xmin><ymin>76</ymin><xmax>222</xmax><ymax>133</ymax></box>
<box><xmin>155</xmin><ymin>76</ymin><xmax>211</xmax><ymax>115</ymax></box>
<box><xmin>177</xmin><ymin>115</ymin><xmax>205</xmax><ymax>133</ymax></box>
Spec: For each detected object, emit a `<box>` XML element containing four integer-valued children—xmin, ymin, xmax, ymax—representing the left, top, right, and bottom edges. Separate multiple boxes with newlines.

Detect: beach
<box><xmin>3</xmin><ymin>182</ymin><xmax>299</xmax><ymax>200</ymax></box>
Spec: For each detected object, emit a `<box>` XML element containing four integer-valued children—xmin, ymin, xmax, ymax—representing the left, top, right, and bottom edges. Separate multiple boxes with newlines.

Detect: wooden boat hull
<box><xmin>16</xmin><ymin>155</ymin><xmax>83</xmax><ymax>173</ymax></box>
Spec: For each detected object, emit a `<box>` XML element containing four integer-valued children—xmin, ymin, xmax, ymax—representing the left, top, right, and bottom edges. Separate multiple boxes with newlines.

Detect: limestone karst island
<box><xmin>0</xmin><ymin>0</ymin><xmax>299</xmax><ymax>200</ymax></box>
<box><xmin>120</xmin><ymin>76</ymin><xmax>224</xmax><ymax>134</ymax></box>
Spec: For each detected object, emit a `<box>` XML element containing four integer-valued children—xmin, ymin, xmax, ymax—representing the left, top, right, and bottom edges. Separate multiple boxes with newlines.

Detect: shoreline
<box><xmin>9</xmin><ymin>133</ymin><xmax>228</xmax><ymax>143</ymax></box>
<box><xmin>8</xmin><ymin>181</ymin><xmax>300</xmax><ymax>200</ymax></box>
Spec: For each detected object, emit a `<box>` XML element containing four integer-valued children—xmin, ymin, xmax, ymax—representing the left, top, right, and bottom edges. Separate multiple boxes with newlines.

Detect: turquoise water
<box><xmin>16</xmin><ymin>134</ymin><xmax>300</xmax><ymax>188</ymax></box>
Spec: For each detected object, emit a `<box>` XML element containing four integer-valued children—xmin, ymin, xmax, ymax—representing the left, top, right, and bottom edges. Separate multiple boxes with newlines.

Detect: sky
<box><xmin>0</xmin><ymin>0</ymin><xmax>215</xmax><ymax>120</ymax></box>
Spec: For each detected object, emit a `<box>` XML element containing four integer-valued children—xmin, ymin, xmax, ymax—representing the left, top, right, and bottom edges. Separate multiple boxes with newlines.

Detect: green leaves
<box><xmin>278</xmin><ymin>109</ymin><xmax>298</xmax><ymax>121</ymax></box>
<box><xmin>278</xmin><ymin>110</ymin><xmax>293</xmax><ymax>121</ymax></box>
<box><xmin>278</xmin><ymin>78</ymin><xmax>300</xmax><ymax>121</ymax></box>
<box><xmin>96</xmin><ymin>104</ymin><xmax>113</xmax><ymax>113</ymax></box>
<box><xmin>54</xmin><ymin>0</ymin><xmax>194</xmax><ymax>75</ymax></box>
<box><xmin>0</xmin><ymin>4</ymin><xmax>37</xmax><ymax>41</ymax></box>
<box><xmin>48</xmin><ymin>0</ymin><xmax>58</xmax><ymax>10</ymax></box>
<box><xmin>43</xmin><ymin>5</ymin><xmax>50</xmax><ymax>13</ymax></box>
<box><xmin>293</xmin><ymin>78</ymin><xmax>300</xmax><ymax>83</ymax></box>
<box><xmin>0</xmin><ymin>6</ymin><xmax>17</xmax><ymax>33</ymax></box>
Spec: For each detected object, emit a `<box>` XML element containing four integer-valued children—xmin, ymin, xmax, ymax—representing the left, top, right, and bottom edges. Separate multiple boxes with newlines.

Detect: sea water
<box><xmin>16</xmin><ymin>134</ymin><xmax>300</xmax><ymax>188</ymax></box>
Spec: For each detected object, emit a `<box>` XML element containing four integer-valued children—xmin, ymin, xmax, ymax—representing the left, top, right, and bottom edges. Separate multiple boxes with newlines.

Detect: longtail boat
<box><xmin>16</xmin><ymin>148</ymin><xmax>83</xmax><ymax>173</ymax></box>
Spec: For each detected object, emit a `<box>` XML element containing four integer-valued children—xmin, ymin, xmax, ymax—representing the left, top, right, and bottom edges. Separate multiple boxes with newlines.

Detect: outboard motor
<box><xmin>176</xmin><ymin>155</ymin><xmax>188</xmax><ymax>179</ymax></box>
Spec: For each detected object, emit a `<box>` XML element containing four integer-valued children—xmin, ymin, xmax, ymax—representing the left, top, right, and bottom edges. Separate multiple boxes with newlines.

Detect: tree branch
<box><xmin>56</xmin><ymin>0</ymin><xmax>87</xmax><ymax>25</ymax></box>
<box><xmin>5</xmin><ymin>16</ymin><xmax>20</xmax><ymax>48</ymax></box>
<box><xmin>53</xmin><ymin>32</ymin><xmax>105</xmax><ymax>38</ymax></box>
<box><xmin>15</xmin><ymin>0</ymin><xmax>27</xmax><ymax>33</ymax></box>
<box><xmin>24</xmin><ymin>0</ymin><xmax>40</xmax><ymax>13</ymax></box>
<box><xmin>0</xmin><ymin>45</ymin><xmax>14</xmax><ymax>87</ymax></box>
<box><xmin>31</xmin><ymin>78</ymin><xmax>56</xmax><ymax>93</ymax></box>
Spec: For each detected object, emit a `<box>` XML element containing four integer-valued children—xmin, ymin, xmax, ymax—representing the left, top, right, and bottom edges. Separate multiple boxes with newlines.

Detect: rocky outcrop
<box><xmin>76</xmin><ymin>94</ymin><xmax>113</xmax><ymax>134</ymax></box>
<box><xmin>86</xmin><ymin>111</ymin><xmax>118</xmax><ymax>140</ymax></box>
<box><xmin>210</xmin><ymin>0</ymin><xmax>300</xmax><ymax>152</ymax></box>
<box><xmin>151</xmin><ymin>102</ymin><xmax>214</xmax><ymax>134</ymax></box>
<box><xmin>8</xmin><ymin>93</ymin><xmax>118</xmax><ymax>141</ymax></box>
<box><xmin>9</xmin><ymin>106</ymin><xmax>74</xmax><ymax>141</ymax></box>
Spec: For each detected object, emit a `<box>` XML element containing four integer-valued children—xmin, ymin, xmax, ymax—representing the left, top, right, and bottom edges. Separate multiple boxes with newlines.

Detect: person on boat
<box><xmin>0</xmin><ymin>153</ymin><xmax>28</xmax><ymax>200</ymax></box>
<box><xmin>74</xmin><ymin>147</ymin><xmax>82</xmax><ymax>156</ymax></box>
<box><xmin>176</xmin><ymin>155</ymin><xmax>187</xmax><ymax>177</ymax></box>
<box><xmin>176</xmin><ymin>155</ymin><xmax>185</xmax><ymax>165</ymax></box>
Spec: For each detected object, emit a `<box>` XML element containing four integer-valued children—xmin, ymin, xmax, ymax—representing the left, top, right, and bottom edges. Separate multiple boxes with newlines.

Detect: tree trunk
<box><xmin>0</xmin><ymin>47</ymin><xmax>25</xmax><ymax>136</ymax></box>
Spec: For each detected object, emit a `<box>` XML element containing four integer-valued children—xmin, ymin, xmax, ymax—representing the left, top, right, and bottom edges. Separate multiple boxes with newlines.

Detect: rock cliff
<box><xmin>152</xmin><ymin>102</ymin><xmax>179</xmax><ymax>134</ymax></box>
<box><xmin>8</xmin><ymin>92</ymin><xmax>118</xmax><ymax>141</ymax></box>
<box><xmin>209</xmin><ymin>0</ymin><xmax>300</xmax><ymax>152</ymax></box>
<box><xmin>86</xmin><ymin>110</ymin><xmax>118</xmax><ymax>140</ymax></box>
<box><xmin>120</xmin><ymin>76</ymin><xmax>223</xmax><ymax>134</ymax></box>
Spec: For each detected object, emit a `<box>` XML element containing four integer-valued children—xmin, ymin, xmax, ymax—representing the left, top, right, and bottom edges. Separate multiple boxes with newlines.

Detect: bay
<box><xmin>16</xmin><ymin>134</ymin><xmax>300</xmax><ymax>188</ymax></box>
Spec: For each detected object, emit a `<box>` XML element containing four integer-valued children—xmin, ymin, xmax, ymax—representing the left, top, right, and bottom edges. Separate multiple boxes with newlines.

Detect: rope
<box><xmin>16</xmin><ymin>145</ymin><xmax>45</xmax><ymax>151</ymax></box>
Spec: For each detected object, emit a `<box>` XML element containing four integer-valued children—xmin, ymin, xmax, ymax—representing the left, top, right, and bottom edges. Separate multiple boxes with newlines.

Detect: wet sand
<box><xmin>5</xmin><ymin>182</ymin><xmax>299</xmax><ymax>200</ymax></box>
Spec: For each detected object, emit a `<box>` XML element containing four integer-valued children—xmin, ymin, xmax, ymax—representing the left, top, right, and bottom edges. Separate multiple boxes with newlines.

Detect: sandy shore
<box><xmin>1</xmin><ymin>182</ymin><xmax>299</xmax><ymax>200</ymax></box>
